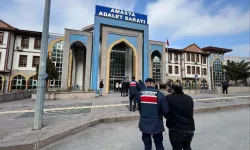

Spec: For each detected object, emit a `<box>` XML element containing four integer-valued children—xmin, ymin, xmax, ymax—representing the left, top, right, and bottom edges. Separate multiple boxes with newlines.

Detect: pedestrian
<box><xmin>126</xmin><ymin>79</ymin><xmax>130</xmax><ymax>96</ymax></box>
<box><xmin>221</xmin><ymin>80</ymin><xmax>229</xmax><ymax>94</ymax></box>
<box><xmin>129</xmin><ymin>76</ymin><xmax>140</xmax><ymax>111</ymax></box>
<box><xmin>115</xmin><ymin>82</ymin><xmax>119</xmax><ymax>92</ymax></box>
<box><xmin>166</xmin><ymin>83</ymin><xmax>195</xmax><ymax>150</ymax></box>
<box><xmin>122</xmin><ymin>80</ymin><xmax>127</xmax><ymax>97</ymax></box>
<box><xmin>120</xmin><ymin>81</ymin><xmax>123</xmax><ymax>96</ymax></box>
<box><xmin>99</xmin><ymin>79</ymin><xmax>104</xmax><ymax>96</ymax></box>
<box><xmin>155</xmin><ymin>83</ymin><xmax>158</xmax><ymax>89</ymax></box>
<box><xmin>138</xmin><ymin>79</ymin><xmax>146</xmax><ymax>90</ymax></box>
<box><xmin>136</xmin><ymin>78</ymin><xmax>169</xmax><ymax>150</ymax></box>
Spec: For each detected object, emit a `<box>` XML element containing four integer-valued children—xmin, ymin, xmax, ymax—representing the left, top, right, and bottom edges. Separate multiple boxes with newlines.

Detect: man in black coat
<box><xmin>166</xmin><ymin>84</ymin><xmax>195</xmax><ymax>150</ymax></box>
<box><xmin>138</xmin><ymin>79</ymin><xmax>146</xmax><ymax>90</ymax></box>
<box><xmin>221</xmin><ymin>80</ymin><xmax>229</xmax><ymax>94</ymax></box>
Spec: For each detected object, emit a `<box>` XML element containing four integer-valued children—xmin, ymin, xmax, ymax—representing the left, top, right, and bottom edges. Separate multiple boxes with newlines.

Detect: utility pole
<box><xmin>34</xmin><ymin>0</ymin><xmax>51</xmax><ymax>129</ymax></box>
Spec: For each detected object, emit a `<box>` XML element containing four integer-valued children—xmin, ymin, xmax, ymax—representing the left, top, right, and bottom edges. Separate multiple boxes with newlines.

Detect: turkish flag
<box><xmin>166</xmin><ymin>39</ymin><xmax>169</xmax><ymax>46</ymax></box>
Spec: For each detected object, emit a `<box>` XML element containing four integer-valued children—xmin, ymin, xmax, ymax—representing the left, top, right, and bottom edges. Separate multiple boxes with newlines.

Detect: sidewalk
<box><xmin>0</xmin><ymin>92</ymin><xmax>249</xmax><ymax>150</ymax></box>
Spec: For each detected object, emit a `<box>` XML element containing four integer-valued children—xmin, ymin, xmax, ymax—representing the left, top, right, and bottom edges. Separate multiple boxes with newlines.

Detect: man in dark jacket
<box><xmin>136</xmin><ymin>78</ymin><xmax>169</xmax><ymax>150</ymax></box>
<box><xmin>129</xmin><ymin>76</ymin><xmax>139</xmax><ymax>111</ymax></box>
<box><xmin>138</xmin><ymin>79</ymin><xmax>146</xmax><ymax>90</ymax></box>
<box><xmin>221</xmin><ymin>80</ymin><xmax>229</xmax><ymax>94</ymax></box>
<box><xmin>166</xmin><ymin>84</ymin><xmax>195</xmax><ymax>150</ymax></box>
<box><xmin>99</xmin><ymin>79</ymin><xmax>104</xmax><ymax>96</ymax></box>
<box><xmin>122</xmin><ymin>79</ymin><xmax>127</xmax><ymax>97</ymax></box>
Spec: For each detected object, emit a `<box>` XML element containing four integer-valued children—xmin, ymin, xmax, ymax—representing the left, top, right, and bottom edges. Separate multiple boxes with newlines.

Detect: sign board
<box><xmin>195</xmin><ymin>74</ymin><xmax>198</xmax><ymax>80</ymax></box>
<box><xmin>95</xmin><ymin>5</ymin><xmax>147</xmax><ymax>25</ymax></box>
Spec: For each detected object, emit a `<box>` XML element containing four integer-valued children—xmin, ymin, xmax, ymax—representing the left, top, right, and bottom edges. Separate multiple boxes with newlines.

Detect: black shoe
<box><xmin>130</xmin><ymin>106</ymin><xmax>132</xmax><ymax>111</ymax></box>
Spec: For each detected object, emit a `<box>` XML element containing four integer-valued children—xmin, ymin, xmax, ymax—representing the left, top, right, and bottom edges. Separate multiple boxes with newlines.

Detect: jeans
<box><xmin>223</xmin><ymin>87</ymin><xmax>228</xmax><ymax>94</ymax></box>
<box><xmin>142</xmin><ymin>132</ymin><xmax>164</xmax><ymax>150</ymax></box>
<box><xmin>169</xmin><ymin>130</ymin><xmax>194</xmax><ymax>150</ymax></box>
<box><xmin>99</xmin><ymin>88</ymin><xmax>103</xmax><ymax>95</ymax></box>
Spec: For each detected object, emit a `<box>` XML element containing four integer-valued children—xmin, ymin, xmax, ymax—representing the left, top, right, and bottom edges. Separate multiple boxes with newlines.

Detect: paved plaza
<box><xmin>42</xmin><ymin>108</ymin><xmax>250</xmax><ymax>150</ymax></box>
<box><xmin>0</xmin><ymin>92</ymin><xmax>249</xmax><ymax>149</ymax></box>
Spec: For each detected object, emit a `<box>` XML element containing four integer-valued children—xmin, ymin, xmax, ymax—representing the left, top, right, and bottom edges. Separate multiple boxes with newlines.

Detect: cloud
<box><xmin>146</xmin><ymin>0</ymin><xmax>250</xmax><ymax>40</ymax></box>
<box><xmin>227</xmin><ymin>44</ymin><xmax>250</xmax><ymax>57</ymax></box>
<box><xmin>0</xmin><ymin>0</ymin><xmax>136</xmax><ymax>33</ymax></box>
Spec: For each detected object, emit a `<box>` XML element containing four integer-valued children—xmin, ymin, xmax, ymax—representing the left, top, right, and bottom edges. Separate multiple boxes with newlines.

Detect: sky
<box><xmin>0</xmin><ymin>0</ymin><xmax>249</xmax><ymax>57</ymax></box>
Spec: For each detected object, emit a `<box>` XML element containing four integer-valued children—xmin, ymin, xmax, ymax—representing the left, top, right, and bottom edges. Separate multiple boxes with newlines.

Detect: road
<box><xmin>42</xmin><ymin>108</ymin><xmax>250</xmax><ymax>150</ymax></box>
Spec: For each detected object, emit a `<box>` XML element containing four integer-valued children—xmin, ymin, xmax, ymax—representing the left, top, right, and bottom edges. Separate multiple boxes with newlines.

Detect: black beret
<box><xmin>145</xmin><ymin>78</ymin><xmax>155</xmax><ymax>83</ymax></box>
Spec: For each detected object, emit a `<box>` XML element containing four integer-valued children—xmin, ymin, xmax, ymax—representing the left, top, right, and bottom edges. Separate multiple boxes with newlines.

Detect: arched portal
<box><xmin>175</xmin><ymin>79</ymin><xmax>181</xmax><ymax>85</ymax></box>
<box><xmin>28</xmin><ymin>75</ymin><xmax>37</xmax><ymax>90</ymax></box>
<box><xmin>107</xmin><ymin>41</ymin><xmax>137</xmax><ymax>92</ymax></box>
<box><xmin>151</xmin><ymin>50</ymin><xmax>162</xmax><ymax>83</ymax></box>
<box><xmin>201</xmin><ymin>79</ymin><xmax>208</xmax><ymax>89</ymax></box>
<box><xmin>213</xmin><ymin>58</ymin><xmax>224</xmax><ymax>87</ymax></box>
<box><xmin>70</xmin><ymin>41</ymin><xmax>87</xmax><ymax>90</ymax></box>
<box><xmin>11</xmin><ymin>75</ymin><xmax>26</xmax><ymax>91</ymax></box>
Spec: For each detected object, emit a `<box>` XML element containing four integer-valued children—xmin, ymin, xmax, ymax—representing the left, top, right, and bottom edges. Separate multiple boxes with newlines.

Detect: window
<box><xmin>202</xmin><ymin>57</ymin><xmax>206</xmax><ymax>64</ymax></box>
<box><xmin>174</xmin><ymin>54</ymin><xmax>178</xmax><ymax>61</ymax></box>
<box><xmin>34</xmin><ymin>38</ymin><xmax>41</xmax><ymax>49</ymax></box>
<box><xmin>152</xmin><ymin>56</ymin><xmax>161</xmax><ymax>83</ymax></box>
<box><xmin>32</xmin><ymin>56</ymin><xmax>40</xmax><ymax>67</ymax></box>
<box><xmin>175</xmin><ymin>66</ymin><xmax>179</xmax><ymax>74</ymax></box>
<box><xmin>187</xmin><ymin>54</ymin><xmax>190</xmax><ymax>61</ymax></box>
<box><xmin>19</xmin><ymin>55</ymin><xmax>27</xmax><ymax>67</ymax></box>
<box><xmin>196</xmin><ymin>55</ymin><xmax>199</xmax><ymax>62</ymax></box>
<box><xmin>191</xmin><ymin>54</ymin><xmax>195</xmax><ymax>62</ymax></box>
<box><xmin>21</xmin><ymin>37</ymin><xmax>29</xmax><ymax>48</ymax></box>
<box><xmin>169</xmin><ymin>66</ymin><xmax>172</xmax><ymax>74</ymax></box>
<box><xmin>196</xmin><ymin>67</ymin><xmax>200</xmax><ymax>74</ymax></box>
<box><xmin>192</xmin><ymin>66</ymin><xmax>195</xmax><ymax>74</ymax></box>
<box><xmin>0</xmin><ymin>32</ymin><xmax>3</xmax><ymax>44</ymax></box>
<box><xmin>187</xmin><ymin>66</ymin><xmax>191</xmax><ymax>74</ymax></box>
<box><xmin>202</xmin><ymin>68</ymin><xmax>207</xmax><ymax>75</ymax></box>
<box><xmin>11</xmin><ymin>75</ymin><xmax>26</xmax><ymax>91</ymax></box>
<box><xmin>169</xmin><ymin>53</ymin><xmax>172</xmax><ymax>61</ymax></box>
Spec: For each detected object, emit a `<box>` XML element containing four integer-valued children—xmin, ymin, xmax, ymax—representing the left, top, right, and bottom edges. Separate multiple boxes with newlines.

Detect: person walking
<box><xmin>122</xmin><ymin>79</ymin><xmax>127</xmax><ymax>97</ymax></box>
<box><xmin>126</xmin><ymin>79</ymin><xmax>130</xmax><ymax>96</ymax></box>
<box><xmin>138</xmin><ymin>79</ymin><xmax>146</xmax><ymax>90</ymax></box>
<box><xmin>136</xmin><ymin>78</ymin><xmax>169</xmax><ymax>150</ymax></box>
<box><xmin>119</xmin><ymin>82</ymin><xmax>123</xmax><ymax>96</ymax></box>
<box><xmin>115</xmin><ymin>82</ymin><xmax>119</xmax><ymax>92</ymax></box>
<box><xmin>99</xmin><ymin>79</ymin><xmax>104</xmax><ymax>96</ymax></box>
<box><xmin>221</xmin><ymin>80</ymin><xmax>229</xmax><ymax>94</ymax></box>
<box><xmin>166</xmin><ymin>84</ymin><xmax>195</xmax><ymax>150</ymax></box>
<box><xmin>128</xmin><ymin>76</ymin><xmax>140</xmax><ymax>111</ymax></box>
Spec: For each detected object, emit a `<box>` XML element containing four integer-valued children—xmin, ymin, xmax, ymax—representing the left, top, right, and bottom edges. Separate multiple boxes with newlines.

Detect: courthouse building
<box><xmin>0</xmin><ymin>5</ymin><xmax>232</xmax><ymax>94</ymax></box>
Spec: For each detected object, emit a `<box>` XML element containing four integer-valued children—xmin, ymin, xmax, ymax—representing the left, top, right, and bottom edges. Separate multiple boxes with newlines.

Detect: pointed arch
<box><xmin>106</xmin><ymin>37</ymin><xmax>138</xmax><ymax>93</ymax></box>
<box><xmin>48</xmin><ymin>37</ymin><xmax>64</xmax><ymax>59</ymax></box>
<box><xmin>210</xmin><ymin>56</ymin><xmax>223</xmax><ymax>65</ymax></box>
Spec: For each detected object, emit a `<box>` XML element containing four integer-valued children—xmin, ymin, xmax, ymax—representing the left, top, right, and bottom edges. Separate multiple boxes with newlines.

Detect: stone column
<box><xmin>61</xmin><ymin>29</ymin><xmax>70</xmax><ymax>90</ymax></box>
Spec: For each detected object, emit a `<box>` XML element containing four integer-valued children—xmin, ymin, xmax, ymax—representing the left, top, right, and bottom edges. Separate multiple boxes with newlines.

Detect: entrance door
<box><xmin>109</xmin><ymin>42</ymin><xmax>133</xmax><ymax>92</ymax></box>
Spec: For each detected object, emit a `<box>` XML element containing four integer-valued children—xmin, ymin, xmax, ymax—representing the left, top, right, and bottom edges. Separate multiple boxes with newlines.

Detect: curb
<box><xmin>0</xmin><ymin>103</ymin><xmax>249</xmax><ymax>150</ymax></box>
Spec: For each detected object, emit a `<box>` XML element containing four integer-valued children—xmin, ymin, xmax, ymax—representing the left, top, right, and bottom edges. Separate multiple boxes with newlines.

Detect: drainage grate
<box><xmin>199</xmin><ymin>99</ymin><xmax>234</xmax><ymax>103</ymax></box>
<box><xmin>15</xmin><ymin>103</ymin><xmax>93</xmax><ymax>119</ymax></box>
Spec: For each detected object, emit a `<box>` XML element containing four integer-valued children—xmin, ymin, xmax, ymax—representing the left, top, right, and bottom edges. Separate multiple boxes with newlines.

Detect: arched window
<box><xmin>28</xmin><ymin>76</ymin><xmax>37</xmax><ymax>90</ymax></box>
<box><xmin>213</xmin><ymin>58</ymin><xmax>224</xmax><ymax>87</ymax></box>
<box><xmin>175</xmin><ymin>79</ymin><xmax>181</xmax><ymax>85</ymax></box>
<box><xmin>11</xmin><ymin>75</ymin><xmax>26</xmax><ymax>91</ymax></box>
<box><xmin>185</xmin><ymin>80</ymin><xmax>190</xmax><ymax>88</ymax></box>
<box><xmin>152</xmin><ymin>51</ymin><xmax>162</xmax><ymax>83</ymax></box>
<box><xmin>191</xmin><ymin>80</ymin><xmax>196</xmax><ymax>88</ymax></box>
<box><xmin>51</xmin><ymin>41</ymin><xmax>64</xmax><ymax>88</ymax></box>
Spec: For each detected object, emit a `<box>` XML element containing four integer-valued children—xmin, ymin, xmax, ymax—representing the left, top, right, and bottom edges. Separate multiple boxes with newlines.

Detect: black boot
<box><xmin>133</xmin><ymin>106</ymin><xmax>136</xmax><ymax>112</ymax></box>
<box><xmin>130</xmin><ymin>105</ymin><xmax>132</xmax><ymax>111</ymax></box>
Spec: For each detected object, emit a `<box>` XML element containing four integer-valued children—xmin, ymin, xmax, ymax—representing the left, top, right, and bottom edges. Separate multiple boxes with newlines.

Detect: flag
<box><xmin>166</xmin><ymin>39</ymin><xmax>169</xmax><ymax>46</ymax></box>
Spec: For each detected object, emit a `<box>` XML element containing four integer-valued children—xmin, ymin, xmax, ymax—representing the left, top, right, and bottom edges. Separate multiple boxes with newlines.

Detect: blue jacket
<box><xmin>129</xmin><ymin>80</ymin><xmax>140</xmax><ymax>96</ymax></box>
<box><xmin>138</xmin><ymin>81</ymin><xmax>146</xmax><ymax>91</ymax></box>
<box><xmin>136</xmin><ymin>86</ymin><xmax>169</xmax><ymax>135</ymax></box>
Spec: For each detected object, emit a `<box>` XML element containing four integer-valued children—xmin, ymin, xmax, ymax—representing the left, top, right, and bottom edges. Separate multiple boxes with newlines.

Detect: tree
<box><xmin>36</xmin><ymin>57</ymin><xmax>59</xmax><ymax>81</ymax></box>
<box><xmin>223</xmin><ymin>60</ymin><xmax>250</xmax><ymax>83</ymax></box>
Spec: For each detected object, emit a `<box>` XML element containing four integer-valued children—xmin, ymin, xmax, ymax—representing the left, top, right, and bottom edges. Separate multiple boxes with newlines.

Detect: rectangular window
<box><xmin>174</xmin><ymin>54</ymin><xmax>178</xmax><ymax>61</ymax></box>
<box><xmin>21</xmin><ymin>37</ymin><xmax>29</xmax><ymax>48</ymax></box>
<box><xmin>202</xmin><ymin>57</ymin><xmax>206</xmax><ymax>64</ymax></box>
<box><xmin>34</xmin><ymin>38</ymin><xmax>41</xmax><ymax>49</ymax></box>
<box><xmin>32</xmin><ymin>56</ymin><xmax>40</xmax><ymax>67</ymax></box>
<box><xmin>191</xmin><ymin>54</ymin><xmax>195</xmax><ymax>62</ymax></box>
<box><xmin>175</xmin><ymin>66</ymin><xmax>179</xmax><ymax>74</ymax></box>
<box><xmin>203</xmin><ymin>68</ymin><xmax>207</xmax><ymax>75</ymax></box>
<box><xmin>0</xmin><ymin>32</ymin><xmax>4</xmax><ymax>45</ymax></box>
<box><xmin>19</xmin><ymin>55</ymin><xmax>27</xmax><ymax>67</ymax></box>
<box><xmin>187</xmin><ymin>66</ymin><xmax>191</xmax><ymax>74</ymax></box>
<box><xmin>187</xmin><ymin>54</ymin><xmax>190</xmax><ymax>61</ymax></box>
<box><xmin>169</xmin><ymin>53</ymin><xmax>172</xmax><ymax>61</ymax></box>
<box><xmin>169</xmin><ymin>66</ymin><xmax>172</xmax><ymax>74</ymax></box>
<box><xmin>192</xmin><ymin>66</ymin><xmax>195</xmax><ymax>74</ymax></box>
<box><xmin>196</xmin><ymin>55</ymin><xmax>199</xmax><ymax>62</ymax></box>
<box><xmin>196</xmin><ymin>67</ymin><xmax>200</xmax><ymax>74</ymax></box>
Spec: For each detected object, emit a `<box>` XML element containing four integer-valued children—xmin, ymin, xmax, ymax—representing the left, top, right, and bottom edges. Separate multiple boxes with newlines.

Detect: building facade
<box><xmin>0</xmin><ymin>5</ymin><xmax>233</xmax><ymax>94</ymax></box>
